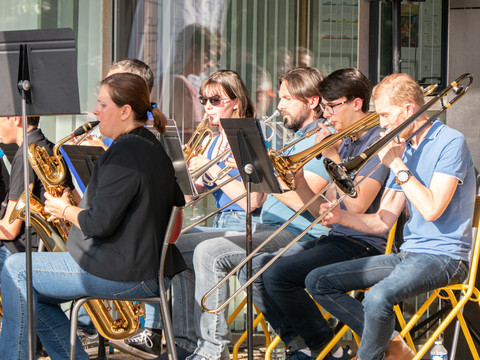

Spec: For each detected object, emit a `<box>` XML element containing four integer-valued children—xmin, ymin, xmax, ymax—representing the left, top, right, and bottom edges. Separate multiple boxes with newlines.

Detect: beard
<box><xmin>282</xmin><ymin>105</ymin><xmax>310</xmax><ymax>132</ymax></box>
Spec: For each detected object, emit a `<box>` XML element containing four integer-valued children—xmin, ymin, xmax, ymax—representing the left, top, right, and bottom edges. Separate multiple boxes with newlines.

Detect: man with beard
<box><xmin>237</xmin><ymin>68</ymin><xmax>391</xmax><ymax>360</ymax></box>
<box><xmin>153</xmin><ymin>67</ymin><xmax>332</xmax><ymax>360</ymax></box>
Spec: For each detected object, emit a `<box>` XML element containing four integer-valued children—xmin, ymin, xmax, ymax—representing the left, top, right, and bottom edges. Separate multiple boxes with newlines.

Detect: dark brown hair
<box><xmin>279</xmin><ymin>67</ymin><xmax>325</xmax><ymax>118</ymax></box>
<box><xmin>101</xmin><ymin>73</ymin><xmax>167</xmax><ymax>134</ymax></box>
<box><xmin>199</xmin><ymin>70</ymin><xmax>256</xmax><ymax>118</ymax></box>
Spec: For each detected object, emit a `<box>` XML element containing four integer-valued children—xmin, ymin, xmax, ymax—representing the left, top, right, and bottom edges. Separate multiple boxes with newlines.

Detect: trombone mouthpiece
<box><xmin>263</xmin><ymin>110</ymin><xmax>280</xmax><ymax>123</ymax></box>
<box><xmin>323</xmin><ymin>119</ymin><xmax>333</xmax><ymax>127</ymax></box>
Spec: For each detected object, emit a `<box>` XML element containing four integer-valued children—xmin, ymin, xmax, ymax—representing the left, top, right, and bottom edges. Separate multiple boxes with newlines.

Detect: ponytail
<box><xmin>151</xmin><ymin>107</ymin><xmax>168</xmax><ymax>134</ymax></box>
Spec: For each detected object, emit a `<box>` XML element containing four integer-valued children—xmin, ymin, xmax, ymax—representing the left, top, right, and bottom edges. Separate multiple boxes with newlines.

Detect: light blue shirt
<box><xmin>387</xmin><ymin>119</ymin><xmax>475</xmax><ymax>262</ymax></box>
<box><xmin>261</xmin><ymin>119</ymin><xmax>330</xmax><ymax>240</ymax></box>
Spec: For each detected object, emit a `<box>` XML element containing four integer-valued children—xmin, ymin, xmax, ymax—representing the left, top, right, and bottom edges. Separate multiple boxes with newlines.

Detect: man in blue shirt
<box><xmin>310</xmin><ymin>73</ymin><xmax>475</xmax><ymax>360</ymax></box>
<box><xmin>238</xmin><ymin>68</ymin><xmax>390</xmax><ymax>360</ymax></box>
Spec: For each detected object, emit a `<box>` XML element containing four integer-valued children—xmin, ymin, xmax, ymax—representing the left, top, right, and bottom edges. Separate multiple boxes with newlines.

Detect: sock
<box><xmin>331</xmin><ymin>347</ymin><xmax>344</xmax><ymax>358</ymax></box>
<box><xmin>146</xmin><ymin>327</ymin><xmax>162</xmax><ymax>336</ymax></box>
<box><xmin>299</xmin><ymin>348</ymin><xmax>312</xmax><ymax>356</ymax></box>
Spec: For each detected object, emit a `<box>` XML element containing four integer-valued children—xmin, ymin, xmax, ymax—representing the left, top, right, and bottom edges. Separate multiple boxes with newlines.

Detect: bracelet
<box><xmin>62</xmin><ymin>205</ymin><xmax>70</xmax><ymax>220</ymax></box>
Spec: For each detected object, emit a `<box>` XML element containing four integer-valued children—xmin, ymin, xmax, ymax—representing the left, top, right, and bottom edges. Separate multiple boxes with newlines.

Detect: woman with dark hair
<box><xmin>187</xmin><ymin>69</ymin><xmax>266</xmax><ymax>230</ymax></box>
<box><xmin>0</xmin><ymin>72</ymin><xmax>185</xmax><ymax>359</ymax></box>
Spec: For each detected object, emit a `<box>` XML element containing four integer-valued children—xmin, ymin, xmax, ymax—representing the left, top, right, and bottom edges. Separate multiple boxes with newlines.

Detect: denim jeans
<box><xmin>143</xmin><ymin>210</ymin><xmax>260</xmax><ymax>353</ymax></box>
<box><xmin>237</xmin><ymin>240</ymin><xmax>314</xmax><ymax>350</ymax></box>
<box><xmin>305</xmin><ymin>252</ymin><xmax>469</xmax><ymax>360</ymax></box>
<box><xmin>0</xmin><ymin>245</ymin><xmax>11</xmax><ymax>276</ymax></box>
<box><xmin>0</xmin><ymin>252</ymin><xmax>162</xmax><ymax>360</ymax></box>
<box><xmin>247</xmin><ymin>235</ymin><xmax>381</xmax><ymax>351</ymax></box>
<box><xmin>191</xmin><ymin>224</ymin><xmax>296</xmax><ymax>359</ymax></box>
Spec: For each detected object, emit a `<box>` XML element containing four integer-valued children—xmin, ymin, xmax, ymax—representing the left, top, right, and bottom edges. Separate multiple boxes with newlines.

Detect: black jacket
<box><xmin>67</xmin><ymin>127</ymin><xmax>186</xmax><ymax>281</ymax></box>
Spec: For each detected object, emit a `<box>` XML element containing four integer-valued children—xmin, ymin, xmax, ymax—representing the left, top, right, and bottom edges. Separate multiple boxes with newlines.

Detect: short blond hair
<box><xmin>373</xmin><ymin>73</ymin><xmax>424</xmax><ymax>108</ymax></box>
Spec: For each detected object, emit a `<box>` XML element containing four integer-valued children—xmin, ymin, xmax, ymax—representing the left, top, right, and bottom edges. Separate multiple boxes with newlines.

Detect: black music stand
<box><xmin>159</xmin><ymin>119</ymin><xmax>197</xmax><ymax>196</ymax></box>
<box><xmin>221</xmin><ymin>118</ymin><xmax>283</xmax><ymax>359</ymax></box>
<box><xmin>61</xmin><ymin>145</ymin><xmax>105</xmax><ymax>192</ymax></box>
<box><xmin>0</xmin><ymin>28</ymin><xmax>80</xmax><ymax>360</ymax></box>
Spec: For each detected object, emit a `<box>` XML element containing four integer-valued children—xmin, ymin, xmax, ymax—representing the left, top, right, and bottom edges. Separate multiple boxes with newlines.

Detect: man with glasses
<box><xmin>237</xmin><ymin>67</ymin><xmax>391</xmax><ymax>360</ymax></box>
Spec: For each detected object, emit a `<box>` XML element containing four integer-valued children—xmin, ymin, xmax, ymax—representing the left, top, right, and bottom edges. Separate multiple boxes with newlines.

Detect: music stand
<box><xmin>159</xmin><ymin>119</ymin><xmax>197</xmax><ymax>196</ymax></box>
<box><xmin>221</xmin><ymin>118</ymin><xmax>282</xmax><ymax>359</ymax></box>
<box><xmin>61</xmin><ymin>145</ymin><xmax>105</xmax><ymax>193</ymax></box>
<box><xmin>0</xmin><ymin>28</ymin><xmax>80</xmax><ymax>360</ymax></box>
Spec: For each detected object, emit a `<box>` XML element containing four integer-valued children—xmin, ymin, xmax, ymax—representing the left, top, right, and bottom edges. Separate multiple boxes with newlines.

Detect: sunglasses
<box><xmin>198</xmin><ymin>95</ymin><xmax>232</xmax><ymax>106</ymax></box>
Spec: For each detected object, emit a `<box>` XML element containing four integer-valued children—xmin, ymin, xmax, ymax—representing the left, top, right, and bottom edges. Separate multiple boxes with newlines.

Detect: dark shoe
<box><xmin>77</xmin><ymin>329</ymin><xmax>100</xmax><ymax>356</ymax></box>
<box><xmin>385</xmin><ymin>335</ymin><xmax>415</xmax><ymax>360</ymax></box>
<box><xmin>110</xmin><ymin>329</ymin><xmax>162</xmax><ymax>359</ymax></box>
<box><xmin>286</xmin><ymin>349</ymin><xmax>315</xmax><ymax>360</ymax></box>
<box><xmin>154</xmin><ymin>344</ymin><xmax>194</xmax><ymax>360</ymax></box>
<box><xmin>325</xmin><ymin>346</ymin><xmax>351</xmax><ymax>360</ymax></box>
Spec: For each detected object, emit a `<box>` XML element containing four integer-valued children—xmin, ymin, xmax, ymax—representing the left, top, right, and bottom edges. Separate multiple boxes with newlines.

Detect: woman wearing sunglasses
<box><xmin>187</xmin><ymin>70</ymin><xmax>266</xmax><ymax>231</ymax></box>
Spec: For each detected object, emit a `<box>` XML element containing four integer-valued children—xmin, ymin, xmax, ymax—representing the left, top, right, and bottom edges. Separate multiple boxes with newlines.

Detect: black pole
<box><xmin>244</xmin><ymin>164</ymin><xmax>254</xmax><ymax>360</ymax></box>
<box><xmin>392</xmin><ymin>0</ymin><xmax>402</xmax><ymax>73</ymax></box>
<box><xmin>17</xmin><ymin>43</ymin><xmax>35</xmax><ymax>360</ymax></box>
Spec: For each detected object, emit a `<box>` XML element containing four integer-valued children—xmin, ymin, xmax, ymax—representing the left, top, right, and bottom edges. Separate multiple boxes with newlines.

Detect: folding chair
<box><xmin>69</xmin><ymin>206</ymin><xmax>184</xmax><ymax>360</ymax></box>
<box><xmin>396</xmin><ymin>196</ymin><xmax>480</xmax><ymax>360</ymax></box>
<box><xmin>229</xmin><ymin>297</ymin><xmax>272</xmax><ymax>360</ymax></box>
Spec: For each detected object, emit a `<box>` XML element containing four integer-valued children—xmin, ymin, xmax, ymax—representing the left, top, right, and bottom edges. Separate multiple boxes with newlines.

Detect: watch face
<box><xmin>397</xmin><ymin>170</ymin><xmax>409</xmax><ymax>182</ymax></box>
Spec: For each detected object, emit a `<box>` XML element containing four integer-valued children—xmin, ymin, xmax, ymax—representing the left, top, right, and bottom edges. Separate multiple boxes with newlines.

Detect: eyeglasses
<box><xmin>198</xmin><ymin>95</ymin><xmax>232</xmax><ymax>106</ymax></box>
<box><xmin>320</xmin><ymin>100</ymin><xmax>348</xmax><ymax>115</ymax></box>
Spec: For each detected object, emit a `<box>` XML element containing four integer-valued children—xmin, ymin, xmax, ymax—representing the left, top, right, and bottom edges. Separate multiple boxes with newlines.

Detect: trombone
<box><xmin>190</xmin><ymin>110</ymin><xmax>280</xmax><ymax>185</ymax></box>
<box><xmin>324</xmin><ymin>73</ymin><xmax>473</xmax><ymax>197</ymax></box>
<box><xmin>184</xmin><ymin>114</ymin><xmax>215</xmax><ymax>163</ymax></box>
<box><xmin>201</xmin><ymin>74</ymin><xmax>472</xmax><ymax>314</ymax></box>
<box><xmin>270</xmin><ymin>83</ymin><xmax>438</xmax><ymax>190</ymax></box>
<box><xmin>182</xmin><ymin>112</ymin><xmax>280</xmax><ymax>231</ymax></box>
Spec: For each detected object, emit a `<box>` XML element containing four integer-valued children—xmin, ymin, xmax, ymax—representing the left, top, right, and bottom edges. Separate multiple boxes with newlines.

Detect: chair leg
<box><xmin>265</xmin><ymin>335</ymin><xmax>282</xmax><ymax>360</ymax></box>
<box><xmin>159</xmin><ymin>286</ymin><xmax>178</xmax><ymax>360</ymax></box>
<box><xmin>316</xmin><ymin>325</ymin><xmax>350</xmax><ymax>360</ymax></box>
<box><xmin>70</xmin><ymin>298</ymin><xmax>88</xmax><ymax>360</ymax></box>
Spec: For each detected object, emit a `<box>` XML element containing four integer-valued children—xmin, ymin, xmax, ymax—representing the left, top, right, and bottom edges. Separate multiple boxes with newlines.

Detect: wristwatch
<box><xmin>395</xmin><ymin>169</ymin><xmax>412</xmax><ymax>185</ymax></box>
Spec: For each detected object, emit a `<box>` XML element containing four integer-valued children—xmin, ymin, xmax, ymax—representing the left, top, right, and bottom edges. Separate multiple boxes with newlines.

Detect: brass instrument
<box><xmin>260</xmin><ymin>110</ymin><xmax>281</xmax><ymax>142</ymax></box>
<box><xmin>270</xmin><ymin>83</ymin><xmax>438</xmax><ymax>190</ymax></box>
<box><xmin>184</xmin><ymin>114</ymin><xmax>214</xmax><ymax>163</ymax></box>
<box><xmin>10</xmin><ymin>120</ymin><xmax>145</xmax><ymax>341</ymax></box>
<box><xmin>200</xmin><ymin>77</ymin><xmax>469</xmax><ymax>314</ymax></box>
<box><xmin>9</xmin><ymin>121</ymin><xmax>101</xmax><ymax>251</ymax></box>
<box><xmin>325</xmin><ymin>73</ymin><xmax>472</xmax><ymax>197</ymax></box>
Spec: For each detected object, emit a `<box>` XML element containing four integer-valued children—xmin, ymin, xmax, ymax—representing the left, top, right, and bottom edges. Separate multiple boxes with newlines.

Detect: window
<box><xmin>114</xmin><ymin>0</ymin><xmax>360</xmax><ymax>144</ymax></box>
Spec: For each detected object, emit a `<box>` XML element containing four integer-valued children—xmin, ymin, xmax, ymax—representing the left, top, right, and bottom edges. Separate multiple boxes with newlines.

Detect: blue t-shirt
<box><xmin>261</xmin><ymin>119</ymin><xmax>330</xmax><ymax>240</ymax></box>
<box><xmin>329</xmin><ymin>125</ymin><xmax>390</xmax><ymax>253</ymax></box>
<box><xmin>387</xmin><ymin>119</ymin><xmax>475</xmax><ymax>262</ymax></box>
<box><xmin>205</xmin><ymin>133</ymin><xmax>243</xmax><ymax>212</ymax></box>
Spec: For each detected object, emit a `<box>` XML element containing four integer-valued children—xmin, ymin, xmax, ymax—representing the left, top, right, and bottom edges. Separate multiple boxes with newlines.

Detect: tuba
<box><xmin>9</xmin><ymin>120</ymin><xmax>144</xmax><ymax>341</ymax></box>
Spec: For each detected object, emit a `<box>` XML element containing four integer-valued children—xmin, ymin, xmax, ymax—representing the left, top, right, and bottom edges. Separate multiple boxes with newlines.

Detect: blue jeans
<box><xmin>0</xmin><ymin>245</ymin><xmax>12</xmax><ymax>275</ymax></box>
<box><xmin>0</xmin><ymin>252</ymin><xmax>162</xmax><ymax>360</ymax></box>
<box><xmin>143</xmin><ymin>211</ymin><xmax>260</xmax><ymax>351</ymax></box>
<box><xmin>244</xmin><ymin>235</ymin><xmax>381</xmax><ymax>351</ymax></box>
<box><xmin>305</xmin><ymin>252</ymin><xmax>469</xmax><ymax>360</ymax></box>
<box><xmin>191</xmin><ymin>224</ymin><xmax>296</xmax><ymax>359</ymax></box>
<box><xmin>185</xmin><ymin>211</ymin><xmax>260</xmax><ymax>233</ymax></box>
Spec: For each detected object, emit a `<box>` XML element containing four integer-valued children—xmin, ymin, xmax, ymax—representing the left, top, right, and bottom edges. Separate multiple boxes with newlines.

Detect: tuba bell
<box><xmin>9</xmin><ymin>120</ymin><xmax>144</xmax><ymax>340</ymax></box>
